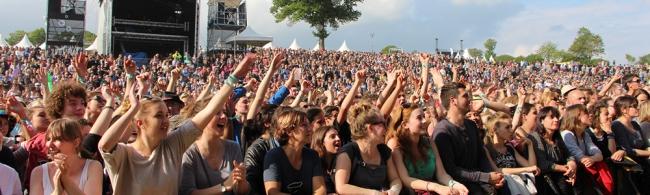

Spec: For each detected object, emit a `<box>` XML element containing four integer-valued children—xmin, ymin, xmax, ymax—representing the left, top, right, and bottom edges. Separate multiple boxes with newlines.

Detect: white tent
<box><xmin>462</xmin><ymin>49</ymin><xmax>471</xmax><ymax>59</ymax></box>
<box><xmin>39</xmin><ymin>42</ymin><xmax>46</xmax><ymax>50</ymax></box>
<box><xmin>0</xmin><ymin>34</ymin><xmax>9</xmax><ymax>47</ymax></box>
<box><xmin>262</xmin><ymin>42</ymin><xmax>274</xmax><ymax>49</ymax></box>
<box><xmin>85</xmin><ymin>38</ymin><xmax>98</xmax><ymax>51</ymax></box>
<box><xmin>449</xmin><ymin>48</ymin><xmax>454</xmax><ymax>57</ymax></box>
<box><xmin>288</xmin><ymin>39</ymin><xmax>301</xmax><ymax>50</ymax></box>
<box><xmin>14</xmin><ymin>34</ymin><xmax>34</xmax><ymax>48</ymax></box>
<box><xmin>225</xmin><ymin>27</ymin><xmax>273</xmax><ymax>46</ymax></box>
<box><xmin>337</xmin><ymin>40</ymin><xmax>350</xmax><ymax>52</ymax></box>
<box><xmin>489</xmin><ymin>55</ymin><xmax>495</xmax><ymax>63</ymax></box>
<box><xmin>312</xmin><ymin>43</ymin><xmax>323</xmax><ymax>51</ymax></box>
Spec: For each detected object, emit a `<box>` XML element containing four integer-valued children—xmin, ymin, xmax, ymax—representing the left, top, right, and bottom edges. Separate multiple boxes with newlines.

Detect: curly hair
<box><xmin>45</xmin><ymin>81</ymin><xmax>87</xmax><ymax>119</ymax></box>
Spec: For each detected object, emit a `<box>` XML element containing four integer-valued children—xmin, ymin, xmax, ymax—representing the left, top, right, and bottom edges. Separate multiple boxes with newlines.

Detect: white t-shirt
<box><xmin>0</xmin><ymin>163</ymin><xmax>22</xmax><ymax>195</ymax></box>
<box><xmin>101</xmin><ymin>120</ymin><xmax>202</xmax><ymax>195</ymax></box>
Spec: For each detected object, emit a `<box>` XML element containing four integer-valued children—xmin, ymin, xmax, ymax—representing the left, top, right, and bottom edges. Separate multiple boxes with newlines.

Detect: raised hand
<box><xmin>300</xmin><ymin>80</ymin><xmax>312</xmax><ymax>92</ymax></box>
<box><xmin>171</xmin><ymin>68</ymin><xmax>181</xmax><ymax>81</ymax></box>
<box><xmin>129</xmin><ymin>83</ymin><xmax>141</xmax><ymax>108</ymax></box>
<box><xmin>136</xmin><ymin>72</ymin><xmax>151</xmax><ymax>95</ymax></box>
<box><xmin>101</xmin><ymin>85</ymin><xmax>116</xmax><ymax>107</ymax></box>
<box><xmin>355</xmin><ymin>69</ymin><xmax>366</xmax><ymax>82</ymax></box>
<box><xmin>208</xmin><ymin>72</ymin><xmax>217</xmax><ymax>85</ymax></box>
<box><xmin>232</xmin><ymin>53</ymin><xmax>257</xmax><ymax>78</ymax></box>
<box><xmin>418</xmin><ymin>53</ymin><xmax>431</xmax><ymax>66</ymax></box>
<box><xmin>124</xmin><ymin>56</ymin><xmax>137</xmax><ymax>75</ymax></box>
<box><xmin>269</xmin><ymin>52</ymin><xmax>286</xmax><ymax>72</ymax></box>
<box><xmin>74</xmin><ymin>52</ymin><xmax>88</xmax><ymax>78</ymax></box>
<box><xmin>6</xmin><ymin>96</ymin><xmax>27</xmax><ymax>119</ymax></box>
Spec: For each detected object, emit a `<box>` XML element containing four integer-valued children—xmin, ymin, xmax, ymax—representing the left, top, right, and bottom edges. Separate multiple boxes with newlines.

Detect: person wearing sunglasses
<box><xmin>334</xmin><ymin>103</ymin><xmax>402</xmax><ymax>195</ymax></box>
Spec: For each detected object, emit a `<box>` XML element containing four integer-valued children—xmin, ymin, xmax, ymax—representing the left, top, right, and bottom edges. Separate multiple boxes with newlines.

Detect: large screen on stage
<box><xmin>46</xmin><ymin>0</ymin><xmax>86</xmax><ymax>51</ymax></box>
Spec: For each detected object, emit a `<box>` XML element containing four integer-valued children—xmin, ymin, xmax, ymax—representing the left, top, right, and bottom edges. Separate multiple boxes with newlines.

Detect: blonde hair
<box><xmin>540</xmin><ymin>91</ymin><xmax>559</xmax><ymax>106</ymax></box>
<box><xmin>484</xmin><ymin>112</ymin><xmax>511</xmax><ymax>145</ymax></box>
<box><xmin>639</xmin><ymin>102</ymin><xmax>650</xmax><ymax>123</ymax></box>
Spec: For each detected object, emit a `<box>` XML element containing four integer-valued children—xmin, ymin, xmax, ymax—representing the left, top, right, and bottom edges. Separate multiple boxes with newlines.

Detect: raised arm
<box><xmin>511</xmin><ymin>87</ymin><xmax>526</xmax><ymax>130</ymax></box>
<box><xmin>191</xmin><ymin>53</ymin><xmax>256</xmax><ymax>130</ymax></box>
<box><xmin>88</xmin><ymin>85</ymin><xmax>118</xmax><ymax>136</ymax></box>
<box><xmin>98</xmin><ymin>82</ymin><xmax>141</xmax><ymax>153</ymax></box>
<box><xmin>598</xmin><ymin>74</ymin><xmax>622</xmax><ymax>97</ymax></box>
<box><xmin>290</xmin><ymin>81</ymin><xmax>311</xmax><ymax>108</ymax></box>
<box><xmin>336</xmin><ymin>70</ymin><xmax>365</xmax><ymax>123</ymax></box>
<box><xmin>376</xmin><ymin>70</ymin><xmax>397</xmax><ymax>108</ymax></box>
<box><xmin>196</xmin><ymin>72</ymin><xmax>217</xmax><ymax>102</ymax></box>
<box><xmin>380</xmin><ymin>74</ymin><xmax>404</xmax><ymax>119</ymax></box>
<box><xmin>419</xmin><ymin>54</ymin><xmax>430</xmax><ymax>99</ymax></box>
<box><xmin>167</xmin><ymin>68</ymin><xmax>181</xmax><ymax>93</ymax></box>
<box><xmin>248</xmin><ymin>52</ymin><xmax>285</xmax><ymax>120</ymax></box>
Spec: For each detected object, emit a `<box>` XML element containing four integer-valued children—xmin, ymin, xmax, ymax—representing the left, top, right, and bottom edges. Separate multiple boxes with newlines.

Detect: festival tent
<box><xmin>262</xmin><ymin>42</ymin><xmax>275</xmax><ymax>49</ymax></box>
<box><xmin>489</xmin><ymin>55</ymin><xmax>495</xmax><ymax>63</ymax></box>
<box><xmin>14</xmin><ymin>34</ymin><xmax>34</xmax><ymax>48</ymax></box>
<box><xmin>288</xmin><ymin>39</ymin><xmax>301</xmax><ymax>50</ymax></box>
<box><xmin>463</xmin><ymin>49</ymin><xmax>471</xmax><ymax>59</ymax></box>
<box><xmin>312</xmin><ymin>43</ymin><xmax>323</xmax><ymax>51</ymax></box>
<box><xmin>337</xmin><ymin>40</ymin><xmax>350</xmax><ymax>52</ymax></box>
<box><xmin>39</xmin><ymin>42</ymin><xmax>46</xmax><ymax>50</ymax></box>
<box><xmin>225</xmin><ymin>27</ymin><xmax>273</xmax><ymax>47</ymax></box>
<box><xmin>0</xmin><ymin>34</ymin><xmax>9</xmax><ymax>47</ymax></box>
<box><xmin>449</xmin><ymin>48</ymin><xmax>454</xmax><ymax>57</ymax></box>
<box><xmin>86</xmin><ymin>38</ymin><xmax>99</xmax><ymax>51</ymax></box>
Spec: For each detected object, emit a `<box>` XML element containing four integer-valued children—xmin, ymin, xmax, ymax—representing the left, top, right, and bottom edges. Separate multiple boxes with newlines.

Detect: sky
<box><xmin>1</xmin><ymin>0</ymin><xmax>649</xmax><ymax>62</ymax></box>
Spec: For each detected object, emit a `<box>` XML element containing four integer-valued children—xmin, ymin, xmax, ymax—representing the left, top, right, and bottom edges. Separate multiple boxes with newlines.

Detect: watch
<box><xmin>221</xmin><ymin>185</ymin><xmax>227</xmax><ymax>193</ymax></box>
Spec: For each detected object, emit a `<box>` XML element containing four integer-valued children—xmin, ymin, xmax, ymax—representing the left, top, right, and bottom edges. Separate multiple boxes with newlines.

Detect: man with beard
<box><xmin>432</xmin><ymin>82</ymin><xmax>506</xmax><ymax>194</ymax></box>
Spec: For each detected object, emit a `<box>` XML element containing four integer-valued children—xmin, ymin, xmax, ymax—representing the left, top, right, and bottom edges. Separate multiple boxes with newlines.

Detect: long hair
<box><xmin>311</xmin><ymin>126</ymin><xmax>336</xmax><ymax>158</ymax></box>
<box><xmin>392</xmin><ymin>105</ymin><xmax>430</xmax><ymax>169</ymax></box>
<box><xmin>535</xmin><ymin>106</ymin><xmax>561</xmax><ymax>138</ymax></box>
<box><xmin>590</xmin><ymin>100</ymin><xmax>609</xmax><ymax>130</ymax></box>
<box><xmin>561</xmin><ymin>104</ymin><xmax>589</xmax><ymax>136</ymax></box>
<box><xmin>639</xmin><ymin>102</ymin><xmax>650</xmax><ymax>123</ymax></box>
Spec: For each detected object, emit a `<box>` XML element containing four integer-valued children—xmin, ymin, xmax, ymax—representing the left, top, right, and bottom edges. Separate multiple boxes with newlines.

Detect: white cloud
<box><xmin>451</xmin><ymin>0</ymin><xmax>511</xmax><ymax>6</ymax></box>
<box><xmin>357</xmin><ymin>0</ymin><xmax>414</xmax><ymax>22</ymax></box>
<box><xmin>494</xmin><ymin>0</ymin><xmax>650</xmax><ymax>60</ymax></box>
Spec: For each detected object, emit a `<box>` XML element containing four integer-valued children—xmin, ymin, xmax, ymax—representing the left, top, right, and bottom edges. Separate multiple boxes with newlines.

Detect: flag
<box><xmin>47</xmin><ymin>72</ymin><xmax>53</xmax><ymax>92</ymax></box>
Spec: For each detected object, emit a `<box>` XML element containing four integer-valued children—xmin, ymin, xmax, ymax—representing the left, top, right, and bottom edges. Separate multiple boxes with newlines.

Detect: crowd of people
<box><xmin>0</xmin><ymin>45</ymin><xmax>649</xmax><ymax>195</ymax></box>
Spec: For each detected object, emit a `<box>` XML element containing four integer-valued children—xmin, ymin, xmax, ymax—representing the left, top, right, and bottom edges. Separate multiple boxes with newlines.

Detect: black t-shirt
<box><xmin>335</xmin><ymin>121</ymin><xmax>352</xmax><ymax>145</ymax></box>
<box><xmin>338</xmin><ymin>142</ymin><xmax>392</xmax><ymax>191</ymax></box>
<box><xmin>263</xmin><ymin>147</ymin><xmax>323</xmax><ymax>194</ymax></box>
<box><xmin>0</xmin><ymin>146</ymin><xmax>17</xmax><ymax>171</ymax></box>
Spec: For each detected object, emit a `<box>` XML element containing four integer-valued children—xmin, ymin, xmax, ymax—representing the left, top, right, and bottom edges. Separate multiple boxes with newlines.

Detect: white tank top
<box><xmin>42</xmin><ymin>160</ymin><xmax>90</xmax><ymax>195</ymax></box>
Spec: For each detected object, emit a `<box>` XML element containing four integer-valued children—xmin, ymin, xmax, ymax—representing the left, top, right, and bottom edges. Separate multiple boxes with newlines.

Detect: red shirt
<box><xmin>23</xmin><ymin>132</ymin><xmax>48</xmax><ymax>186</ymax></box>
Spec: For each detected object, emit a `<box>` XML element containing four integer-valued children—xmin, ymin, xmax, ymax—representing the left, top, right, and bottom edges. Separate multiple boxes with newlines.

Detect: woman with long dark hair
<box><xmin>528</xmin><ymin>106</ymin><xmax>577</xmax><ymax>195</ymax></box>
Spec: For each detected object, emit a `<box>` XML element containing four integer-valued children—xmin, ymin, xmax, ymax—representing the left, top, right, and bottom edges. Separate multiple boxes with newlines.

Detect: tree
<box><xmin>28</xmin><ymin>28</ymin><xmax>46</xmax><ymax>46</ymax></box>
<box><xmin>484</xmin><ymin>38</ymin><xmax>497</xmax><ymax>59</ymax></box>
<box><xmin>5</xmin><ymin>30</ymin><xmax>27</xmax><ymax>45</ymax></box>
<box><xmin>270</xmin><ymin>0</ymin><xmax>363</xmax><ymax>49</ymax></box>
<box><xmin>380</xmin><ymin>45</ymin><xmax>399</xmax><ymax>54</ymax></box>
<box><xmin>468</xmin><ymin>48</ymin><xmax>483</xmax><ymax>58</ymax></box>
<box><xmin>525</xmin><ymin>54</ymin><xmax>544</xmax><ymax>63</ymax></box>
<box><xmin>568</xmin><ymin>27</ymin><xmax>604</xmax><ymax>65</ymax></box>
<box><xmin>536</xmin><ymin>41</ymin><xmax>562</xmax><ymax>62</ymax></box>
<box><xmin>84</xmin><ymin>31</ymin><xmax>97</xmax><ymax>46</ymax></box>
<box><xmin>625</xmin><ymin>54</ymin><xmax>636</xmax><ymax>64</ymax></box>
<box><xmin>639</xmin><ymin>53</ymin><xmax>650</xmax><ymax>65</ymax></box>
<box><xmin>495</xmin><ymin>54</ymin><xmax>514</xmax><ymax>62</ymax></box>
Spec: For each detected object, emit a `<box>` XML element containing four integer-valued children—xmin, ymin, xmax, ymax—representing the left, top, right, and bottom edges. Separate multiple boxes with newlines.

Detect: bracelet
<box><xmin>448</xmin><ymin>180</ymin><xmax>456</xmax><ymax>187</ymax></box>
<box><xmin>126</xmin><ymin>73</ymin><xmax>135</xmax><ymax>79</ymax></box>
<box><xmin>426</xmin><ymin>182</ymin><xmax>431</xmax><ymax>192</ymax></box>
<box><xmin>224</xmin><ymin>74</ymin><xmax>239</xmax><ymax>87</ymax></box>
<box><xmin>103</xmin><ymin>105</ymin><xmax>115</xmax><ymax>111</ymax></box>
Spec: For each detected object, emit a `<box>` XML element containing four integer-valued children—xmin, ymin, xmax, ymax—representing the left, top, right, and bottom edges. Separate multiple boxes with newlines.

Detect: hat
<box><xmin>162</xmin><ymin>92</ymin><xmax>184</xmax><ymax>105</ymax></box>
<box><xmin>560</xmin><ymin>85</ymin><xmax>577</xmax><ymax>97</ymax></box>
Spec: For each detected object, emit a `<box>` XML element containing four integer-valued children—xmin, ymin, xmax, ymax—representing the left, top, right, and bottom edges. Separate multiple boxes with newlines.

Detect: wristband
<box><xmin>103</xmin><ymin>105</ymin><xmax>115</xmax><ymax>111</ymax></box>
<box><xmin>224</xmin><ymin>74</ymin><xmax>239</xmax><ymax>87</ymax></box>
<box><xmin>126</xmin><ymin>73</ymin><xmax>135</xmax><ymax>79</ymax></box>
